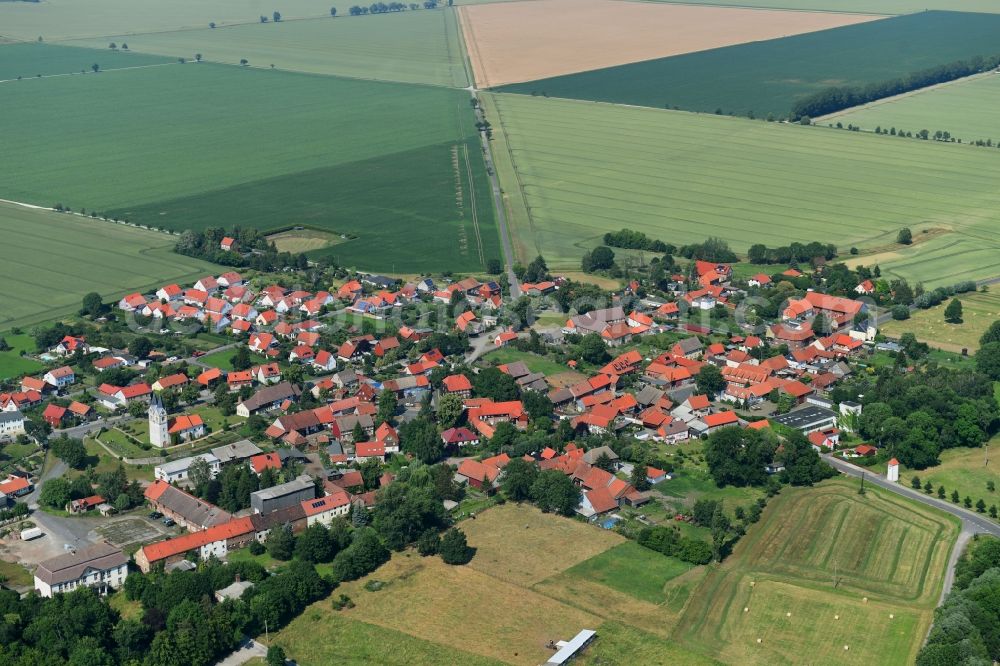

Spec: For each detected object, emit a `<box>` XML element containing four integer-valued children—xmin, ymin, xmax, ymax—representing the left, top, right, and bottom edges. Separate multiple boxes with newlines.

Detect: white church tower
<box><xmin>149</xmin><ymin>393</ymin><xmax>169</xmax><ymax>448</ymax></box>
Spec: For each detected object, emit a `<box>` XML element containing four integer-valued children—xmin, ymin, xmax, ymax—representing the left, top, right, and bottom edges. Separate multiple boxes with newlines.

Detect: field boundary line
<box><xmin>0</xmin><ymin>60</ymin><xmax>178</xmax><ymax>84</ymax></box>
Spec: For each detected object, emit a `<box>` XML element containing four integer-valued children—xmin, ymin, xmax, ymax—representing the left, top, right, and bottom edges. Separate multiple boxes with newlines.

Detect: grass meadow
<box><xmin>0</xmin><ymin>333</ymin><xmax>44</xmax><ymax>380</ymax></box>
<box><xmin>266</xmin><ymin>503</ymin><xmax>711</xmax><ymax>664</ymax></box>
<box><xmin>880</xmin><ymin>288</ymin><xmax>1000</xmax><ymax>352</ymax></box>
<box><xmin>0</xmin><ymin>203</ymin><xmax>215</xmax><ymax>330</ymax></box>
<box><xmin>900</xmin><ymin>443</ymin><xmax>1000</xmax><ymax>513</ymax></box>
<box><xmin>488</xmin><ymin>93</ymin><xmax>1000</xmax><ymax>278</ymax></box>
<box><xmin>826</xmin><ymin>73</ymin><xmax>1000</xmax><ymax>142</ymax></box>
<box><xmin>0</xmin><ymin>63</ymin><xmax>498</xmax><ymax>273</ymax></box>
<box><xmin>674</xmin><ymin>479</ymin><xmax>958</xmax><ymax>665</ymax></box>
<box><xmin>640</xmin><ymin>0</ymin><xmax>1000</xmax><ymax>13</ymax></box>
<box><xmin>0</xmin><ymin>42</ymin><xmax>170</xmax><ymax>80</ymax></box>
<box><xmin>67</xmin><ymin>9</ymin><xmax>468</xmax><ymax>87</ymax></box>
<box><xmin>496</xmin><ymin>11</ymin><xmax>1000</xmax><ymax>118</ymax></box>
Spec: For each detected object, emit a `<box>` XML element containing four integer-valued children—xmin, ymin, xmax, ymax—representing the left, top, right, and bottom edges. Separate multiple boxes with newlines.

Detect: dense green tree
<box><xmin>399</xmin><ymin>418</ymin><xmax>444</xmax><ymax>464</ymax></box>
<box><xmin>704</xmin><ymin>427</ymin><xmax>777</xmax><ymax>487</ymax></box>
<box><xmin>372</xmin><ymin>481</ymin><xmax>447</xmax><ymax>550</ymax></box>
<box><xmin>439</xmin><ymin>527</ymin><xmax>474</xmax><ymax>565</ymax></box>
<box><xmin>897</xmin><ymin>227</ymin><xmax>913</xmax><ymax>245</ymax></box>
<box><xmin>230</xmin><ymin>345</ymin><xmax>252</xmax><ymax>371</ymax></box>
<box><xmin>50</xmin><ymin>435</ymin><xmax>88</xmax><ymax>469</ymax></box>
<box><xmin>266</xmin><ymin>525</ymin><xmax>295</xmax><ymax>561</ymax></box>
<box><xmin>976</xmin><ymin>342</ymin><xmax>1000</xmax><ymax>380</ymax></box>
<box><xmin>777</xmin><ymin>432</ymin><xmax>835</xmax><ymax>486</ymax></box>
<box><xmin>331</xmin><ymin>527</ymin><xmax>390</xmax><ymax>582</ymax></box>
<box><xmin>295</xmin><ymin>524</ymin><xmax>337</xmax><ymax>563</ymax></box>
<box><xmin>81</xmin><ymin>292</ymin><xmax>104</xmax><ymax>318</ymax></box>
<box><xmin>472</xmin><ymin>367</ymin><xmax>519</xmax><ymax>401</ymax></box>
<box><xmin>500</xmin><ymin>457</ymin><xmax>538</xmax><ymax>501</ymax></box>
<box><xmin>40</xmin><ymin>477</ymin><xmax>72</xmax><ymax>508</ymax></box>
<box><xmin>530</xmin><ymin>469</ymin><xmax>580</xmax><ymax>516</ymax></box>
<box><xmin>945</xmin><ymin>298</ymin><xmax>964</xmax><ymax>323</ymax></box>
<box><xmin>577</xmin><ymin>333</ymin><xmax>608</xmax><ymax>364</ymax></box>
<box><xmin>377</xmin><ymin>389</ymin><xmax>398</xmax><ymax>426</ymax></box>
<box><xmin>695</xmin><ymin>363</ymin><xmax>726</xmax><ymax>396</ymax></box>
<box><xmin>436</xmin><ymin>393</ymin><xmax>465</xmax><ymax>430</ymax></box>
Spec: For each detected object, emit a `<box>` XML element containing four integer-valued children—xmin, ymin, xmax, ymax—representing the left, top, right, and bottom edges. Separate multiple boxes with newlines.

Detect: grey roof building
<box><xmin>772</xmin><ymin>405</ymin><xmax>838</xmax><ymax>434</ymax></box>
<box><xmin>34</xmin><ymin>542</ymin><xmax>129</xmax><ymax>597</ymax></box>
<box><xmin>212</xmin><ymin>439</ymin><xmax>263</xmax><ymax>465</ymax></box>
<box><xmin>250</xmin><ymin>474</ymin><xmax>315</xmax><ymax>515</ymax></box>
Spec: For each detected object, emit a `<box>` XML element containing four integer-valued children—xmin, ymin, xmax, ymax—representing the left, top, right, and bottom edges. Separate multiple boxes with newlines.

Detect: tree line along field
<box><xmin>495</xmin><ymin>11</ymin><xmax>1000</xmax><ymax>118</ymax></box>
<box><xmin>0</xmin><ymin>61</ymin><xmax>498</xmax><ymax>273</ymax></box>
<box><xmin>487</xmin><ymin>92</ymin><xmax>1000</xmax><ymax>277</ymax></box>
<box><xmin>66</xmin><ymin>9</ymin><xmax>469</xmax><ymax>88</ymax></box>
<box><xmin>880</xmin><ymin>288</ymin><xmax>1000</xmax><ymax>353</ymax></box>
<box><xmin>824</xmin><ymin>73</ymin><xmax>1000</xmax><ymax>143</ymax></box>
<box><xmin>0</xmin><ymin>0</ymin><xmax>342</xmax><ymax>41</ymax></box>
<box><xmin>640</xmin><ymin>0</ymin><xmax>1000</xmax><ymax>13</ymax></box>
<box><xmin>0</xmin><ymin>202</ymin><xmax>217</xmax><ymax>331</ymax></box>
<box><xmin>0</xmin><ymin>42</ymin><xmax>171</xmax><ymax>80</ymax></box>
<box><xmin>851</xmin><ymin>233</ymin><xmax>1000</xmax><ymax>289</ymax></box>
<box><xmin>674</xmin><ymin>480</ymin><xmax>958</xmax><ymax>665</ymax></box>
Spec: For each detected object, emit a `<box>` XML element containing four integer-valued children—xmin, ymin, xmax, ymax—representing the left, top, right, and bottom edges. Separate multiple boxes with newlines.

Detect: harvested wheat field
<box><xmin>459</xmin><ymin>0</ymin><xmax>880</xmax><ymax>87</ymax></box>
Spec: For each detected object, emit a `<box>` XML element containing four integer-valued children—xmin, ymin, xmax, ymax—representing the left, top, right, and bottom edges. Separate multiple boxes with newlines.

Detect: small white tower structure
<box><xmin>149</xmin><ymin>393</ymin><xmax>169</xmax><ymax>448</ymax></box>
<box><xmin>886</xmin><ymin>457</ymin><xmax>899</xmax><ymax>483</ymax></box>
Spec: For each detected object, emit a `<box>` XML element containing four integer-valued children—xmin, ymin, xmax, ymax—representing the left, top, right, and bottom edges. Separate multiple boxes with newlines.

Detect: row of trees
<box><xmin>348</xmin><ymin>1</ymin><xmax>440</xmax><ymax>14</ymax></box>
<box><xmin>603</xmin><ymin>229</ymin><xmax>673</xmax><ymax>253</ymax></box>
<box><xmin>746</xmin><ymin>241</ymin><xmax>837</xmax><ymax>265</ymax></box>
<box><xmin>792</xmin><ymin>54</ymin><xmax>1000</xmax><ymax>120</ymax></box>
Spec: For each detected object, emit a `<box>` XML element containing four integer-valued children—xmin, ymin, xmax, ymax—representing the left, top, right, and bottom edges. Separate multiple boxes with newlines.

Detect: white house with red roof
<box><xmin>156</xmin><ymin>284</ymin><xmax>183</xmax><ymax>301</ymax></box>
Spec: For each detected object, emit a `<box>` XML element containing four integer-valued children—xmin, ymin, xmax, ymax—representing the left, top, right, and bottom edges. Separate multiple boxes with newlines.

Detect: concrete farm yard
<box><xmin>487</xmin><ymin>93</ymin><xmax>1000</xmax><ymax>279</ymax></box>
<box><xmin>0</xmin><ymin>50</ymin><xmax>497</xmax><ymax>274</ymax></box>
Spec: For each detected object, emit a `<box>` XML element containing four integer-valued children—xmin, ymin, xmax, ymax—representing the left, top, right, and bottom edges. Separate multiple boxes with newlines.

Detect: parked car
<box><xmin>162</xmin><ymin>517</ymin><xmax>175</xmax><ymax>527</ymax></box>
<box><xmin>149</xmin><ymin>511</ymin><xmax>162</xmax><ymax>520</ymax></box>
<box><xmin>192</xmin><ymin>351</ymin><xmax>206</xmax><ymax>358</ymax></box>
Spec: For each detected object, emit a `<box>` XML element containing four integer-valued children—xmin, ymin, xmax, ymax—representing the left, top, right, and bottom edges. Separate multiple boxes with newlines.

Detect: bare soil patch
<box><xmin>460</xmin><ymin>0</ymin><xmax>880</xmax><ymax>87</ymax></box>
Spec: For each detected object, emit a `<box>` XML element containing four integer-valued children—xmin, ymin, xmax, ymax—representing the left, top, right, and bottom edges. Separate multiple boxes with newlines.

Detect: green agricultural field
<box><xmin>674</xmin><ymin>479</ymin><xmax>958</xmax><ymax>665</ymax></box>
<box><xmin>488</xmin><ymin>93</ymin><xmax>1000</xmax><ymax>280</ymax></box>
<box><xmin>67</xmin><ymin>10</ymin><xmax>468</xmax><ymax>87</ymax></box>
<box><xmin>0</xmin><ymin>42</ymin><xmax>170</xmax><ymax>80</ymax></box>
<box><xmin>880</xmin><ymin>288</ymin><xmax>1000</xmax><ymax>352</ymax></box>
<box><xmin>496</xmin><ymin>11</ymin><xmax>1000</xmax><ymax>118</ymax></box>
<box><xmin>560</xmin><ymin>541</ymin><xmax>693</xmax><ymax>604</ymax></box>
<box><xmin>826</xmin><ymin>73</ymin><xmax>1000</xmax><ymax>142</ymax></box>
<box><xmin>0</xmin><ymin>64</ymin><xmax>498</xmax><ymax>273</ymax></box>
<box><xmin>639</xmin><ymin>0</ymin><xmax>1000</xmax><ymax>14</ymax></box>
<box><xmin>0</xmin><ymin>0</ymin><xmax>339</xmax><ymax>41</ymax></box>
<box><xmin>0</xmin><ymin>203</ymin><xmax>216</xmax><ymax>331</ymax></box>
<box><xmin>900</xmin><ymin>444</ymin><xmax>999</xmax><ymax>518</ymax></box>
<box><xmin>854</xmin><ymin>234</ymin><xmax>1000</xmax><ymax>288</ymax></box>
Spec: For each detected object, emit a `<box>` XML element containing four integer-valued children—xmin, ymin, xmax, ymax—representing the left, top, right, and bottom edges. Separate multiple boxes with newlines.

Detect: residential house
<box><xmin>34</xmin><ymin>543</ymin><xmax>129</xmax><ymax>598</ymax></box>
<box><xmin>154</xmin><ymin>453</ymin><xmax>221</xmax><ymax>484</ymax></box>
<box><xmin>236</xmin><ymin>382</ymin><xmax>301</xmax><ymax>417</ymax></box>
<box><xmin>135</xmin><ymin>517</ymin><xmax>255</xmax><ymax>573</ymax></box>
<box><xmin>250</xmin><ymin>475</ymin><xmax>316</xmax><ymax>515</ymax></box>
<box><xmin>43</xmin><ymin>366</ymin><xmax>75</xmax><ymax>389</ymax></box>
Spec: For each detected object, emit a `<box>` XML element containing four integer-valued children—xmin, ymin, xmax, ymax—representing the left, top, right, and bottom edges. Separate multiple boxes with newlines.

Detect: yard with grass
<box><xmin>880</xmin><ymin>288</ymin><xmax>1000</xmax><ymax>352</ymax></box>
<box><xmin>674</xmin><ymin>478</ymin><xmax>959</xmax><ymax>665</ymax></box>
<box><xmin>901</xmin><ymin>444</ymin><xmax>1000</xmax><ymax>517</ymax></box>
<box><xmin>461</xmin><ymin>503</ymin><xmax>623</xmax><ymax>586</ymax></box>
<box><xmin>0</xmin><ymin>332</ymin><xmax>45</xmax><ymax>380</ymax></box>
<box><xmin>481</xmin><ymin>347</ymin><xmax>572</xmax><ymax>378</ymax></box>
<box><xmin>486</xmin><ymin>92</ymin><xmax>1000</xmax><ymax>281</ymax></box>
<box><xmin>0</xmin><ymin>559</ymin><xmax>34</xmax><ymax>588</ymax></box>
<box><xmin>559</xmin><ymin>541</ymin><xmax>692</xmax><ymax>604</ymax></box>
<box><xmin>0</xmin><ymin>203</ymin><xmax>217</xmax><ymax>331</ymax></box>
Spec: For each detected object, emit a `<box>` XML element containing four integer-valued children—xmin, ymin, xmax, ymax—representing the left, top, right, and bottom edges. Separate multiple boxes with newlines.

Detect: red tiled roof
<box><xmin>139</xmin><ymin>517</ymin><xmax>254</xmax><ymax>563</ymax></box>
